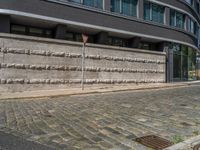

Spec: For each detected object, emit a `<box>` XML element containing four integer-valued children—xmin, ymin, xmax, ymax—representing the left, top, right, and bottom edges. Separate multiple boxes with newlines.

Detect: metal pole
<box><xmin>81</xmin><ymin>43</ymin><xmax>85</xmax><ymax>90</ymax></box>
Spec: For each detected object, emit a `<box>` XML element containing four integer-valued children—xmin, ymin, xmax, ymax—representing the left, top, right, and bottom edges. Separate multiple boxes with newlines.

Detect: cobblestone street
<box><xmin>0</xmin><ymin>84</ymin><xmax>200</xmax><ymax>150</ymax></box>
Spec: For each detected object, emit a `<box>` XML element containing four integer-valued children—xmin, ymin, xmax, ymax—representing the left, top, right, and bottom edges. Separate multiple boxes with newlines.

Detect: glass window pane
<box><xmin>188</xmin><ymin>17</ymin><xmax>196</xmax><ymax>34</ymax></box>
<box><xmin>84</xmin><ymin>0</ymin><xmax>94</xmax><ymax>7</ymax></box>
<box><xmin>188</xmin><ymin>48</ymin><xmax>196</xmax><ymax>80</ymax></box>
<box><xmin>197</xmin><ymin>2</ymin><xmax>200</xmax><ymax>14</ymax></box>
<box><xmin>170</xmin><ymin>9</ymin><xmax>175</xmax><ymax>26</ymax></box>
<box><xmin>65</xmin><ymin>33</ymin><xmax>74</xmax><ymax>41</ymax></box>
<box><xmin>29</xmin><ymin>28</ymin><xmax>43</xmax><ymax>34</ymax></box>
<box><xmin>75</xmin><ymin>34</ymin><xmax>82</xmax><ymax>42</ymax></box>
<box><xmin>153</xmin><ymin>4</ymin><xmax>164</xmax><ymax>23</ymax></box>
<box><xmin>158</xmin><ymin>6</ymin><xmax>164</xmax><ymax>23</ymax></box>
<box><xmin>122</xmin><ymin>0</ymin><xmax>131</xmax><ymax>15</ymax></box>
<box><xmin>111</xmin><ymin>0</ymin><xmax>121</xmax><ymax>13</ymax></box>
<box><xmin>188</xmin><ymin>18</ymin><xmax>191</xmax><ymax>32</ymax></box>
<box><xmin>122</xmin><ymin>0</ymin><xmax>131</xmax><ymax>16</ymax></box>
<box><xmin>45</xmin><ymin>30</ymin><xmax>52</xmax><ymax>38</ymax></box>
<box><xmin>197</xmin><ymin>55</ymin><xmax>200</xmax><ymax>80</ymax></box>
<box><xmin>191</xmin><ymin>19</ymin><xmax>194</xmax><ymax>34</ymax></box>
<box><xmin>152</xmin><ymin>3</ymin><xmax>158</xmax><ymax>22</ymax></box>
<box><xmin>113</xmin><ymin>38</ymin><xmax>123</xmax><ymax>46</ymax></box>
<box><xmin>144</xmin><ymin>2</ymin><xmax>164</xmax><ymax>24</ymax></box>
<box><xmin>173</xmin><ymin>54</ymin><xmax>182</xmax><ymax>81</ymax></box>
<box><xmin>144</xmin><ymin>1</ymin><xmax>150</xmax><ymax>20</ymax></box>
<box><xmin>185</xmin><ymin>0</ymin><xmax>193</xmax><ymax>5</ymax></box>
<box><xmin>96</xmin><ymin>0</ymin><xmax>103</xmax><ymax>9</ymax></box>
<box><xmin>11</xmin><ymin>25</ymin><xmax>26</xmax><ymax>33</ymax></box>
<box><xmin>69</xmin><ymin>0</ymin><xmax>81</xmax><ymax>3</ymax></box>
<box><xmin>122</xmin><ymin>0</ymin><xmax>137</xmax><ymax>16</ymax></box>
<box><xmin>83</xmin><ymin>0</ymin><xmax>102</xmax><ymax>9</ymax></box>
<box><xmin>176</xmin><ymin>12</ymin><xmax>184</xmax><ymax>29</ymax></box>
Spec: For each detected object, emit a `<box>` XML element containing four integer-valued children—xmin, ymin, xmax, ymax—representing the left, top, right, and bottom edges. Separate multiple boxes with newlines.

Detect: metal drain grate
<box><xmin>193</xmin><ymin>144</ymin><xmax>200</xmax><ymax>150</ymax></box>
<box><xmin>135</xmin><ymin>135</ymin><xmax>173</xmax><ymax>150</ymax></box>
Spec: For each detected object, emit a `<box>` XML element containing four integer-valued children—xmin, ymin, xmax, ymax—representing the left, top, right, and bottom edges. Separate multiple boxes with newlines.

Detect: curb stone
<box><xmin>0</xmin><ymin>81</ymin><xmax>200</xmax><ymax>100</ymax></box>
<box><xmin>164</xmin><ymin>135</ymin><xmax>200</xmax><ymax>150</ymax></box>
<box><xmin>0</xmin><ymin>84</ymin><xmax>188</xmax><ymax>100</ymax></box>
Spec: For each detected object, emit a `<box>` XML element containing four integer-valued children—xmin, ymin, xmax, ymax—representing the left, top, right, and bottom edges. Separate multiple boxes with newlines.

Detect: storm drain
<box><xmin>135</xmin><ymin>135</ymin><xmax>173</xmax><ymax>150</ymax></box>
<box><xmin>193</xmin><ymin>144</ymin><xmax>200</xmax><ymax>150</ymax></box>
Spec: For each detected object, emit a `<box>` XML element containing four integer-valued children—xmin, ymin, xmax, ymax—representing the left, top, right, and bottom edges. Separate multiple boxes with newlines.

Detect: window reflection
<box><xmin>171</xmin><ymin>44</ymin><xmax>197</xmax><ymax>81</ymax></box>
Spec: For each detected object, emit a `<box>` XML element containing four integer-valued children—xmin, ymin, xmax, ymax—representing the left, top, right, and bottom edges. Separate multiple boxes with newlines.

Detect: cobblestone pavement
<box><xmin>0</xmin><ymin>84</ymin><xmax>200</xmax><ymax>150</ymax></box>
<box><xmin>0</xmin><ymin>130</ymin><xmax>55</xmax><ymax>150</ymax></box>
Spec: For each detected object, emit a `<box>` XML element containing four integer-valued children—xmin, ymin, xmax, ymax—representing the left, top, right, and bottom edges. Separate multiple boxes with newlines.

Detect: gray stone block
<box><xmin>51</xmin><ymin>52</ymin><xmax>65</xmax><ymax>57</ymax></box>
<box><xmin>0</xmin><ymin>79</ymin><xmax>6</xmax><ymax>84</ymax></box>
<box><xmin>15</xmin><ymin>64</ymin><xmax>25</xmax><ymax>69</ymax></box>
<box><xmin>29</xmin><ymin>79</ymin><xmax>41</xmax><ymax>84</ymax></box>
<box><xmin>7</xmin><ymin>48</ymin><xmax>25</xmax><ymax>54</ymax></box>
<box><xmin>30</xmin><ymin>50</ymin><xmax>46</xmax><ymax>56</ymax></box>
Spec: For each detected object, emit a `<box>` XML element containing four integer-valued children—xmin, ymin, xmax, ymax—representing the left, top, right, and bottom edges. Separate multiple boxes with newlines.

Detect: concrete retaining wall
<box><xmin>0</xmin><ymin>34</ymin><xmax>166</xmax><ymax>92</ymax></box>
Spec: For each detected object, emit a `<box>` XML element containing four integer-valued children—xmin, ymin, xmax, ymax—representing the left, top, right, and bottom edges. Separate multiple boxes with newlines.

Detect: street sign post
<box><xmin>81</xmin><ymin>34</ymin><xmax>88</xmax><ymax>90</ymax></box>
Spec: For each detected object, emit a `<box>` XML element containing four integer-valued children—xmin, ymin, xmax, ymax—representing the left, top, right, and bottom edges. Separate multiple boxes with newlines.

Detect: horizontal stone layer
<box><xmin>2</xmin><ymin>53</ymin><xmax>164</xmax><ymax>71</ymax></box>
<box><xmin>0</xmin><ymin>63</ymin><xmax>164</xmax><ymax>73</ymax></box>
<box><xmin>0</xmin><ymin>79</ymin><xmax>165</xmax><ymax>84</ymax></box>
<box><xmin>0</xmin><ymin>48</ymin><xmax>165</xmax><ymax>64</ymax></box>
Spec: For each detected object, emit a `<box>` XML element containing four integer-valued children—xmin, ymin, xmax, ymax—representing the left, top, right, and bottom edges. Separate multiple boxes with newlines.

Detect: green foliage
<box><xmin>193</xmin><ymin>131</ymin><xmax>199</xmax><ymax>136</ymax></box>
<box><xmin>171</xmin><ymin>135</ymin><xmax>184</xmax><ymax>144</ymax></box>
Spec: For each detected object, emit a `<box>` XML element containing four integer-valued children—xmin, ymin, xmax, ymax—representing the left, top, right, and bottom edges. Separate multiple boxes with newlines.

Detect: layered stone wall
<box><xmin>0</xmin><ymin>34</ymin><xmax>166</xmax><ymax>92</ymax></box>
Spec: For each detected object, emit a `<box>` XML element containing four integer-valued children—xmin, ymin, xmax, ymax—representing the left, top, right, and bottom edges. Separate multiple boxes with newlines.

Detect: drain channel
<box><xmin>135</xmin><ymin>135</ymin><xmax>173</xmax><ymax>150</ymax></box>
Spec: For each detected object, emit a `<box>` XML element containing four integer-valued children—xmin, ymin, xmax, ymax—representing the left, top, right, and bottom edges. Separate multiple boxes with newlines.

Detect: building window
<box><xmin>185</xmin><ymin>0</ymin><xmax>193</xmax><ymax>5</ymax></box>
<box><xmin>111</xmin><ymin>0</ymin><xmax>138</xmax><ymax>17</ymax></box>
<box><xmin>111</xmin><ymin>0</ymin><xmax>120</xmax><ymax>13</ymax></box>
<box><xmin>29</xmin><ymin>27</ymin><xmax>43</xmax><ymax>37</ymax></box>
<box><xmin>144</xmin><ymin>1</ymin><xmax>165</xmax><ymax>24</ymax></box>
<box><xmin>65</xmin><ymin>32</ymin><xmax>94</xmax><ymax>43</ymax></box>
<box><xmin>171</xmin><ymin>43</ymin><xmax>197</xmax><ymax>81</ymax></box>
<box><xmin>69</xmin><ymin>0</ymin><xmax>81</xmax><ymax>3</ymax></box>
<box><xmin>11</xmin><ymin>24</ymin><xmax>53</xmax><ymax>38</ymax></box>
<box><xmin>65</xmin><ymin>32</ymin><xmax>74</xmax><ymax>41</ymax></box>
<box><xmin>140</xmin><ymin>42</ymin><xmax>150</xmax><ymax>50</ymax></box>
<box><xmin>108</xmin><ymin>36</ymin><xmax>129</xmax><ymax>47</ymax></box>
<box><xmin>187</xmin><ymin>17</ymin><xmax>195</xmax><ymax>34</ymax></box>
<box><xmin>45</xmin><ymin>30</ymin><xmax>53</xmax><ymax>38</ymax></box>
<box><xmin>11</xmin><ymin>25</ymin><xmax>26</xmax><ymax>35</ymax></box>
<box><xmin>83</xmin><ymin>0</ymin><xmax>103</xmax><ymax>9</ymax></box>
<box><xmin>170</xmin><ymin>9</ymin><xmax>185</xmax><ymax>29</ymax></box>
<box><xmin>69</xmin><ymin>0</ymin><xmax>103</xmax><ymax>9</ymax></box>
<box><xmin>198</xmin><ymin>28</ymin><xmax>200</xmax><ymax>48</ymax></box>
<box><xmin>196</xmin><ymin>2</ymin><xmax>200</xmax><ymax>14</ymax></box>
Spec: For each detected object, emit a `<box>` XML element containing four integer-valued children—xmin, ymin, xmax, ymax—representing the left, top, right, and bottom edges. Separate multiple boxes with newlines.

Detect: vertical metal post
<box><xmin>81</xmin><ymin>43</ymin><xmax>85</xmax><ymax>90</ymax></box>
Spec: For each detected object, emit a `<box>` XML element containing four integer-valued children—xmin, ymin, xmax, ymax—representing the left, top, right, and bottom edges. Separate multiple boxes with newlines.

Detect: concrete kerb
<box><xmin>0</xmin><ymin>82</ymin><xmax>196</xmax><ymax>101</ymax></box>
<box><xmin>164</xmin><ymin>135</ymin><xmax>200</xmax><ymax>150</ymax></box>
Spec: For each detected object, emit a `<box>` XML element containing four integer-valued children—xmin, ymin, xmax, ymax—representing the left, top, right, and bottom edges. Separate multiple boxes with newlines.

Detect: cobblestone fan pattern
<box><xmin>1</xmin><ymin>85</ymin><xmax>200</xmax><ymax>149</ymax></box>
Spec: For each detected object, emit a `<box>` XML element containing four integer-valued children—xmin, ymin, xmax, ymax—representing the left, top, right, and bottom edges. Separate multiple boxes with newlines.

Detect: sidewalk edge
<box><xmin>164</xmin><ymin>135</ymin><xmax>200</xmax><ymax>150</ymax></box>
<box><xmin>0</xmin><ymin>83</ymin><xmax>189</xmax><ymax>100</ymax></box>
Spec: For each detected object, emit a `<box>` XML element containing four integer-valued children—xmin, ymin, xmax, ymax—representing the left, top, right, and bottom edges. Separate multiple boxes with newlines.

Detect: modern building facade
<box><xmin>0</xmin><ymin>0</ymin><xmax>199</xmax><ymax>82</ymax></box>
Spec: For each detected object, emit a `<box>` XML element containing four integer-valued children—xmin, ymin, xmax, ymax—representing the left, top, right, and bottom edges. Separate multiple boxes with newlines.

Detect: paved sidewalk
<box><xmin>0</xmin><ymin>82</ymin><xmax>196</xmax><ymax>100</ymax></box>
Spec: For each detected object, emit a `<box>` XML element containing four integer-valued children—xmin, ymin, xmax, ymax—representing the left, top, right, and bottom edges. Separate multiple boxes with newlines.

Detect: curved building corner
<box><xmin>0</xmin><ymin>0</ymin><xmax>200</xmax><ymax>92</ymax></box>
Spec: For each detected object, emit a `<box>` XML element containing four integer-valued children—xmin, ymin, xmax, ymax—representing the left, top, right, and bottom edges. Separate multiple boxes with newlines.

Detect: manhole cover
<box><xmin>193</xmin><ymin>144</ymin><xmax>200</xmax><ymax>150</ymax></box>
<box><xmin>135</xmin><ymin>135</ymin><xmax>173</xmax><ymax>150</ymax></box>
